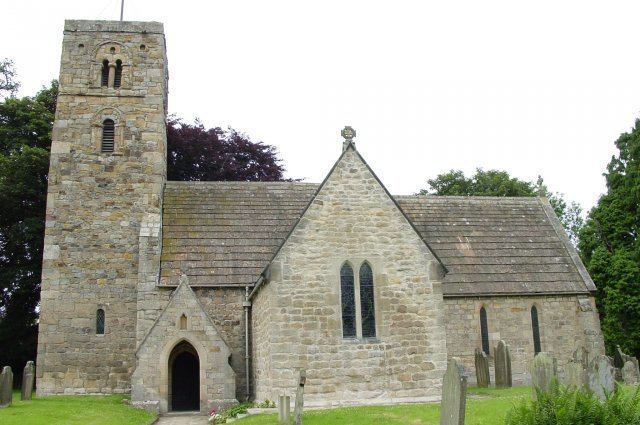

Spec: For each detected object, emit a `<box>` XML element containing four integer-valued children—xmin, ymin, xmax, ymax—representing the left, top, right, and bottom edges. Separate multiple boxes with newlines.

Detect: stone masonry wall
<box><xmin>444</xmin><ymin>295</ymin><xmax>605</xmax><ymax>385</ymax></box>
<box><xmin>251</xmin><ymin>146</ymin><xmax>448</xmax><ymax>406</ymax></box>
<box><xmin>37</xmin><ymin>20</ymin><xmax>168</xmax><ymax>395</ymax></box>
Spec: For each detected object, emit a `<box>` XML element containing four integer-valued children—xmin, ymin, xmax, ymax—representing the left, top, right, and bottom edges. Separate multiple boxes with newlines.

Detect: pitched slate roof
<box><xmin>160</xmin><ymin>181</ymin><xmax>594</xmax><ymax>296</ymax></box>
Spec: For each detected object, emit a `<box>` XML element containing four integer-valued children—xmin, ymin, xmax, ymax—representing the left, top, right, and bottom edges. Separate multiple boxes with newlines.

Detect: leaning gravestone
<box><xmin>587</xmin><ymin>355</ymin><xmax>615</xmax><ymax>400</ymax></box>
<box><xmin>562</xmin><ymin>360</ymin><xmax>587</xmax><ymax>388</ymax></box>
<box><xmin>474</xmin><ymin>348</ymin><xmax>490</xmax><ymax>388</ymax></box>
<box><xmin>622</xmin><ymin>361</ymin><xmax>640</xmax><ymax>385</ymax></box>
<box><xmin>278</xmin><ymin>395</ymin><xmax>291</xmax><ymax>424</ymax></box>
<box><xmin>531</xmin><ymin>353</ymin><xmax>557</xmax><ymax>397</ymax></box>
<box><xmin>495</xmin><ymin>340</ymin><xmax>512</xmax><ymax>388</ymax></box>
<box><xmin>440</xmin><ymin>357</ymin><xmax>468</xmax><ymax>425</ymax></box>
<box><xmin>0</xmin><ymin>366</ymin><xmax>13</xmax><ymax>408</ymax></box>
<box><xmin>21</xmin><ymin>361</ymin><xmax>35</xmax><ymax>401</ymax></box>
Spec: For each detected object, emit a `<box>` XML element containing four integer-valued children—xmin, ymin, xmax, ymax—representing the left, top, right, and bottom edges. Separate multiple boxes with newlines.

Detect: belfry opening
<box><xmin>168</xmin><ymin>341</ymin><xmax>200</xmax><ymax>411</ymax></box>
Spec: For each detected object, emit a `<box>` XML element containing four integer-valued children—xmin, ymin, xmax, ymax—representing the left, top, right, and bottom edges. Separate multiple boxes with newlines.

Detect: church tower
<box><xmin>37</xmin><ymin>20</ymin><xmax>168</xmax><ymax>395</ymax></box>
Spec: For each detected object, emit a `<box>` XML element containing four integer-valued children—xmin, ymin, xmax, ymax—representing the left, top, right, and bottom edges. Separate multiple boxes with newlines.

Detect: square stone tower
<box><xmin>37</xmin><ymin>20</ymin><xmax>168</xmax><ymax>395</ymax></box>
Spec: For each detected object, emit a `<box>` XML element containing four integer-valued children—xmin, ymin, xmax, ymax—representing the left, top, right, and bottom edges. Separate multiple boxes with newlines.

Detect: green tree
<box><xmin>0</xmin><ymin>59</ymin><xmax>19</xmax><ymax>98</ymax></box>
<box><xmin>422</xmin><ymin>168</ymin><xmax>584</xmax><ymax>244</ymax></box>
<box><xmin>579</xmin><ymin>119</ymin><xmax>640</xmax><ymax>357</ymax></box>
<box><xmin>0</xmin><ymin>80</ymin><xmax>57</xmax><ymax>383</ymax></box>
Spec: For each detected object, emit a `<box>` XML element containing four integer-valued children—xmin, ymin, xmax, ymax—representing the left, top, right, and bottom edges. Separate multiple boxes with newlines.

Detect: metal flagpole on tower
<box><xmin>120</xmin><ymin>0</ymin><xmax>124</xmax><ymax>21</ymax></box>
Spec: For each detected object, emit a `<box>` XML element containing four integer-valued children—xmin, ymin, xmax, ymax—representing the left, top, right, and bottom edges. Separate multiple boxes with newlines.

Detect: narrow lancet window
<box><xmin>531</xmin><ymin>306</ymin><xmax>541</xmax><ymax>354</ymax></box>
<box><xmin>359</xmin><ymin>262</ymin><xmax>376</xmax><ymax>338</ymax></box>
<box><xmin>101</xmin><ymin>60</ymin><xmax>109</xmax><ymax>87</ymax></box>
<box><xmin>340</xmin><ymin>263</ymin><xmax>356</xmax><ymax>338</ymax></box>
<box><xmin>101</xmin><ymin>119</ymin><xmax>115</xmax><ymax>152</ymax></box>
<box><xmin>180</xmin><ymin>314</ymin><xmax>187</xmax><ymax>330</ymax></box>
<box><xmin>96</xmin><ymin>309</ymin><xmax>105</xmax><ymax>335</ymax></box>
<box><xmin>114</xmin><ymin>60</ymin><xmax>123</xmax><ymax>88</ymax></box>
<box><xmin>480</xmin><ymin>307</ymin><xmax>489</xmax><ymax>354</ymax></box>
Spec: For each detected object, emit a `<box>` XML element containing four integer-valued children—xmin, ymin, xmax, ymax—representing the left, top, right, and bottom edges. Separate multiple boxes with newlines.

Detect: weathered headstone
<box><xmin>21</xmin><ymin>361</ymin><xmax>35</xmax><ymax>401</ymax></box>
<box><xmin>439</xmin><ymin>357</ymin><xmax>468</xmax><ymax>425</ymax></box>
<box><xmin>622</xmin><ymin>361</ymin><xmax>640</xmax><ymax>385</ymax></box>
<box><xmin>474</xmin><ymin>348</ymin><xmax>490</xmax><ymax>388</ymax></box>
<box><xmin>294</xmin><ymin>369</ymin><xmax>306</xmax><ymax>425</ymax></box>
<box><xmin>494</xmin><ymin>340</ymin><xmax>512</xmax><ymax>388</ymax></box>
<box><xmin>0</xmin><ymin>366</ymin><xmax>13</xmax><ymax>408</ymax></box>
<box><xmin>531</xmin><ymin>353</ymin><xmax>557</xmax><ymax>397</ymax></box>
<box><xmin>278</xmin><ymin>395</ymin><xmax>291</xmax><ymax>424</ymax></box>
<box><xmin>587</xmin><ymin>355</ymin><xmax>615</xmax><ymax>400</ymax></box>
<box><xmin>562</xmin><ymin>360</ymin><xmax>587</xmax><ymax>388</ymax></box>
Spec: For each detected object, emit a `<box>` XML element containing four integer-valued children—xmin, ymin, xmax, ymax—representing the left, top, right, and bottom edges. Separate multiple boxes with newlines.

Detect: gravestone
<box><xmin>439</xmin><ymin>357</ymin><xmax>468</xmax><ymax>425</ymax></box>
<box><xmin>294</xmin><ymin>369</ymin><xmax>306</xmax><ymax>425</ymax></box>
<box><xmin>587</xmin><ymin>355</ymin><xmax>615</xmax><ymax>400</ymax></box>
<box><xmin>0</xmin><ymin>366</ymin><xmax>13</xmax><ymax>408</ymax></box>
<box><xmin>278</xmin><ymin>395</ymin><xmax>291</xmax><ymax>424</ymax></box>
<box><xmin>562</xmin><ymin>360</ymin><xmax>587</xmax><ymax>388</ymax></box>
<box><xmin>573</xmin><ymin>346</ymin><xmax>590</xmax><ymax>369</ymax></box>
<box><xmin>622</xmin><ymin>361</ymin><xmax>640</xmax><ymax>385</ymax></box>
<box><xmin>474</xmin><ymin>348</ymin><xmax>490</xmax><ymax>388</ymax></box>
<box><xmin>494</xmin><ymin>340</ymin><xmax>512</xmax><ymax>388</ymax></box>
<box><xmin>531</xmin><ymin>353</ymin><xmax>557</xmax><ymax>397</ymax></box>
<box><xmin>21</xmin><ymin>361</ymin><xmax>35</xmax><ymax>401</ymax></box>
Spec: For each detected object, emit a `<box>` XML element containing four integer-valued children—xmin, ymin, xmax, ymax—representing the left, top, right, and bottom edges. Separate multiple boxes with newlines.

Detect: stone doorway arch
<box><xmin>168</xmin><ymin>340</ymin><xmax>200</xmax><ymax>411</ymax></box>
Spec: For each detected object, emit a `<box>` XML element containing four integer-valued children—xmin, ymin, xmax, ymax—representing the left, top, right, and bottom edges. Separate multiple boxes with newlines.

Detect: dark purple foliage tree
<box><xmin>167</xmin><ymin>117</ymin><xmax>286</xmax><ymax>181</ymax></box>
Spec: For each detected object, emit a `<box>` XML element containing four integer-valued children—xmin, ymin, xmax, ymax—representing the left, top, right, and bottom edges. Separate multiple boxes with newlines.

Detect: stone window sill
<box><xmin>342</xmin><ymin>337</ymin><xmax>381</xmax><ymax>344</ymax></box>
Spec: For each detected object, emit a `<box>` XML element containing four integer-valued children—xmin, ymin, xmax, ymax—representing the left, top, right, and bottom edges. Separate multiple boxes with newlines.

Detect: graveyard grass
<box><xmin>236</xmin><ymin>386</ymin><xmax>530</xmax><ymax>425</ymax></box>
<box><xmin>0</xmin><ymin>391</ymin><xmax>156</xmax><ymax>425</ymax></box>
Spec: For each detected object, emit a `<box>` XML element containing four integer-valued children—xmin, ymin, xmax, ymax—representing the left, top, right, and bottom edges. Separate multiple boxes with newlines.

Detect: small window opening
<box><xmin>480</xmin><ymin>307</ymin><xmax>490</xmax><ymax>355</ymax></box>
<box><xmin>96</xmin><ymin>309</ymin><xmax>105</xmax><ymax>335</ymax></box>
<box><xmin>140</xmin><ymin>44</ymin><xmax>146</xmax><ymax>51</ymax></box>
<box><xmin>531</xmin><ymin>306</ymin><xmax>542</xmax><ymax>354</ymax></box>
<box><xmin>78</xmin><ymin>43</ymin><xmax>85</xmax><ymax>49</ymax></box>
<box><xmin>114</xmin><ymin>60</ymin><xmax>123</xmax><ymax>88</ymax></box>
<box><xmin>180</xmin><ymin>314</ymin><xmax>187</xmax><ymax>330</ymax></box>
<box><xmin>101</xmin><ymin>60</ymin><xmax>109</xmax><ymax>87</ymax></box>
<box><xmin>101</xmin><ymin>119</ymin><xmax>115</xmax><ymax>152</ymax></box>
<box><xmin>109</xmin><ymin>46</ymin><xmax>116</xmax><ymax>54</ymax></box>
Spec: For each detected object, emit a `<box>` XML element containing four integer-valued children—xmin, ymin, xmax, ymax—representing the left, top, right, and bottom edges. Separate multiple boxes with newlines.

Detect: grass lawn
<box><xmin>0</xmin><ymin>390</ymin><xmax>157</xmax><ymax>425</ymax></box>
<box><xmin>235</xmin><ymin>386</ymin><xmax>530</xmax><ymax>425</ymax></box>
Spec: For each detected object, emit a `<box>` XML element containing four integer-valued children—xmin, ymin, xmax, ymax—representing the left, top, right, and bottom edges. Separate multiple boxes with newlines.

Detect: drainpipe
<box><xmin>243</xmin><ymin>286</ymin><xmax>251</xmax><ymax>401</ymax></box>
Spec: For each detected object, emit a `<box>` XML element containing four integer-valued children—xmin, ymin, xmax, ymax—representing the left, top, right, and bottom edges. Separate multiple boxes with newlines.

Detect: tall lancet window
<box><xmin>114</xmin><ymin>60</ymin><xmax>123</xmax><ymax>88</ymax></box>
<box><xmin>340</xmin><ymin>263</ymin><xmax>356</xmax><ymax>338</ymax></box>
<box><xmin>96</xmin><ymin>309</ymin><xmax>105</xmax><ymax>335</ymax></box>
<box><xmin>359</xmin><ymin>262</ymin><xmax>376</xmax><ymax>338</ymax></box>
<box><xmin>531</xmin><ymin>306</ymin><xmax>541</xmax><ymax>354</ymax></box>
<box><xmin>101</xmin><ymin>119</ymin><xmax>115</xmax><ymax>152</ymax></box>
<box><xmin>480</xmin><ymin>307</ymin><xmax>489</xmax><ymax>354</ymax></box>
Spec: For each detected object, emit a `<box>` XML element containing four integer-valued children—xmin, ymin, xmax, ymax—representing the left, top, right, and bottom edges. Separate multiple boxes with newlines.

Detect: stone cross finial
<box><xmin>341</xmin><ymin>126</ymin><xmax>356</xmax><ymax>152</ymax></box>
<box><xmin>341</xmin><ymin>126</ymin><xmax>356</xmax><ymax>141</ymax></box>
<box><xmin>536</xmin><ymin>175</ymin><xmax>545</xmax><ymax>197</ymax></box>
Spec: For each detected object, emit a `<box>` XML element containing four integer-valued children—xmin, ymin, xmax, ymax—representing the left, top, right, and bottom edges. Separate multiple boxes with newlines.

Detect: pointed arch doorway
<box><xmin>168</xmin><ymin>340</ymin><xmax>200</xmax><ymax>411</ymax></box>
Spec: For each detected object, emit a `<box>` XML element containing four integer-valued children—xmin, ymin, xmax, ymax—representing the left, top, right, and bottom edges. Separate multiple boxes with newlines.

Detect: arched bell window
<box><xmin>340</xmin><ymin>263</ymin><xmax>356</xmax><ymax>338</ymax></box>
<box><xmin>359</xmin><ymin>262</ymin><xmax>376</xmax><ymax>338</ymax></box>
<box><xmin>531</xmin><ymin>306</ymin><xmax>541</xmax><ymax>354</ymax></box>
<box><xmin>114</xmin><ymin>60</ymin><xmax>123</xmax><ymax>88</ymax></box>
<box><xmin>101</xmin><ymin>119</ymin><xmax>115</xmax><ymax>152</ymax></box>
<box><xmin>480</xmin><ymin>307</ymin><xmax>489</xmax><ymax>355</ymax></box>
<box><xmin>101</xmin><ymin>60</ymin><xmax>109</xmax><ymax>87</ymax></box>
<box><xmin>96</xmin><ymin>309</ymin><xmax>105</xmax><ymax>335</ymax></box>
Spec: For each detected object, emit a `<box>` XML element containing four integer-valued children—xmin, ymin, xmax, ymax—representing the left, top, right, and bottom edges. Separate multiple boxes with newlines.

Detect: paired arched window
<box><xmin>359</xmin><ymin>262</ymin><xmax>376</xmax><ymax>338</ymax></box>
<box><xmin>114</xmin><ymin>60</ymin><xmax>123</xmax><ymax>88</ymax></box>
<box><xmin>480</xmin><ymin>307</ymin><xmax>489</xmax><ymax>355</ymax></box>
<box><xmin>96</xmin><ymin>309</ymin><xmax>105</xmax><ymax>335</ymax></box>
<box><xmin>531</xmin><ymin>306</ymin><xmax>541</xmax><ymax>354</ymax></box>
<box><xmin>340</xmin><ymin>261</ymin><xmax>376</xmax><ymax>339</ymax></box>
<box><xmin>101</xmin><ymin>60</ymin><xmax>109</xmax><ymax>87</ymax></box>
<box><xmin>340</xmin><ymin>263</ymin><xmax>356</xmax><ymax>338</ymax></box>
<box><xmin>101</xmin><ymin>119</ymin><xmax>115</xmax><ymax>152</ymax></box>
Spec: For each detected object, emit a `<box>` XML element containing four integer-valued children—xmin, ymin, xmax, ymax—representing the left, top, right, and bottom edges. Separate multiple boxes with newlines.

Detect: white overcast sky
<box><xmin>4</xmin><ymin>0</ymin><xmax>640</xmax><ymax>211</ymax></box>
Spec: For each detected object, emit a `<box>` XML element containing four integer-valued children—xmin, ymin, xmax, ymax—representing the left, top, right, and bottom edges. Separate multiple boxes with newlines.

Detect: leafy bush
<box><xmin>255</xmin><ymin>399</ymin><xmax>276</xmax><ymax>408</ymax></box>
<box><xmin>505</xmin><ymin>381</ymin><xmax>640</xmax><ymax>425</ymax></box>
<box><xmin>220</xmin><ymin>402</ymin><xmax>253</xmax><ymax>420</ymax></box>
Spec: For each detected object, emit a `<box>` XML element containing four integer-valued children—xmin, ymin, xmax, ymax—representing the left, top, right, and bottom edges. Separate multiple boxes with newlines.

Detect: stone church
<box><xmin>36</xmin><ymin>20</ymin><xmax>605</xmax><ymax>413</ymax></box>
